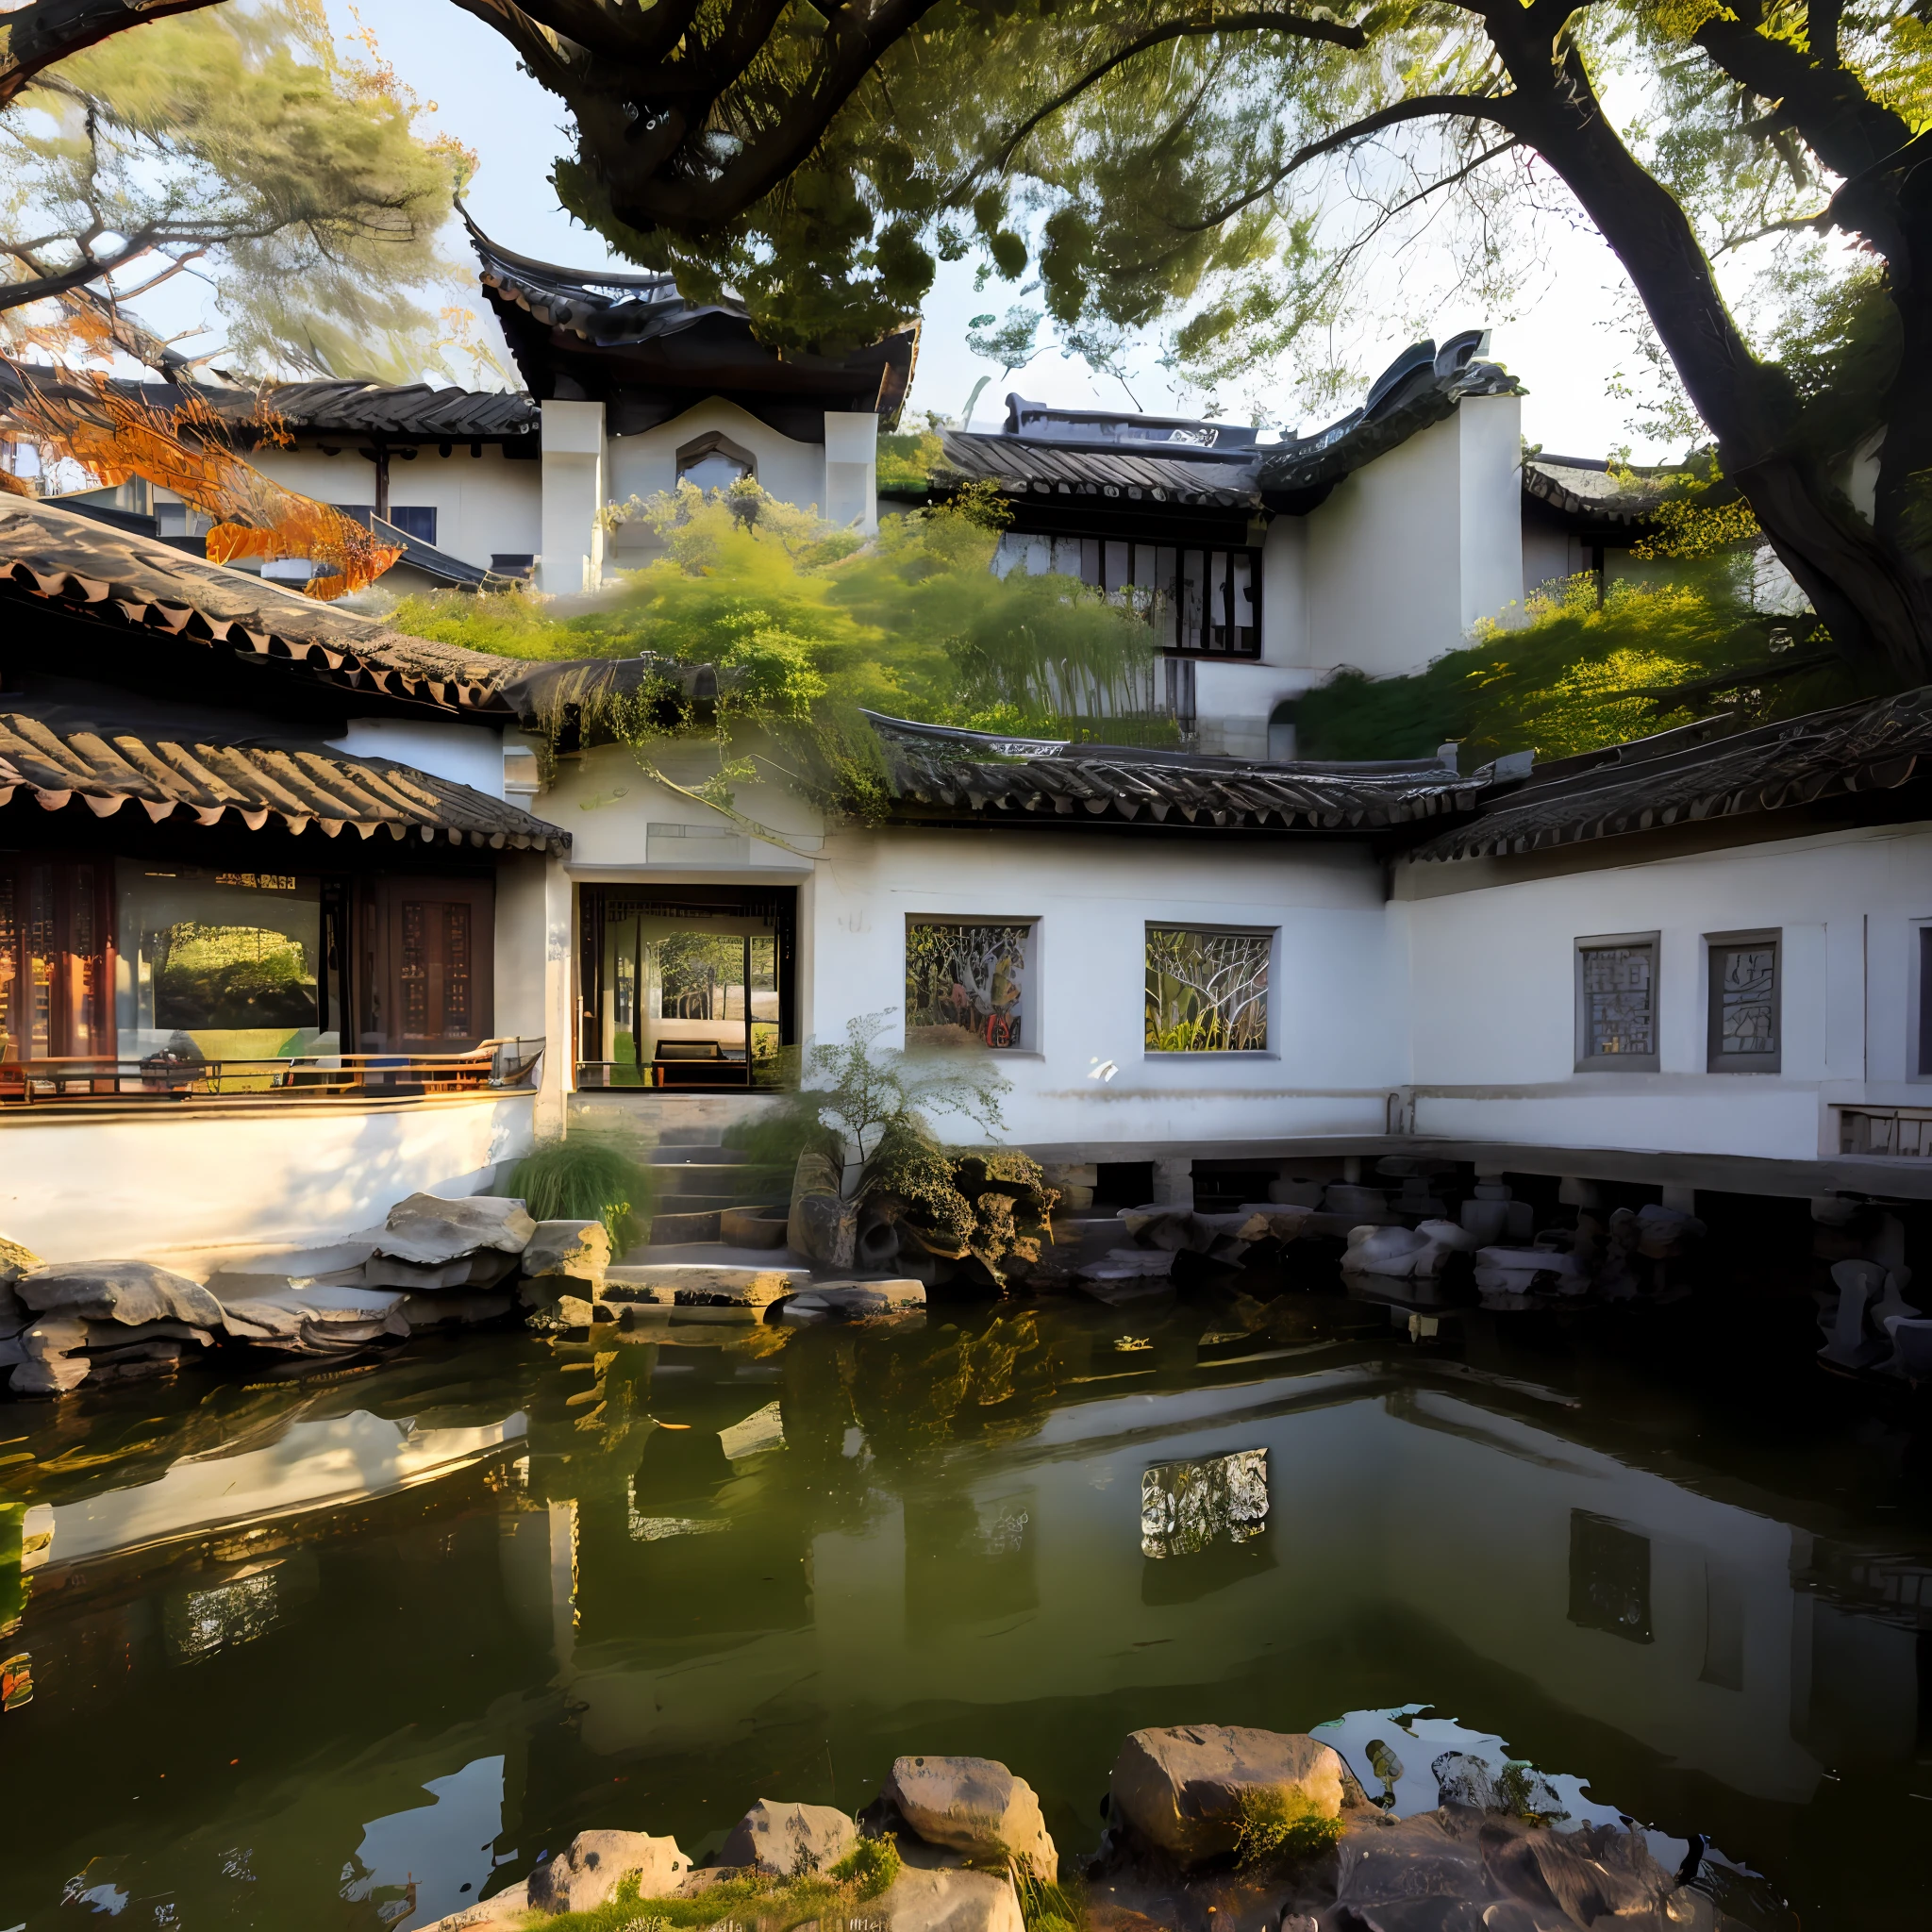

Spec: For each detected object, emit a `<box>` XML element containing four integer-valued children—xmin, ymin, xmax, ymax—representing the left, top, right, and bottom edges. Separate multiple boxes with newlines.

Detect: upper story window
<box><xmin>1575</xmin><ymin>933</ymin><xmax>1658</xmax><ymax>1072</ymax></box>
<box><xmin>906</xmin><ymin>919</ymin><xmax>1033</xmax><ymax>1050</ymax></box>
<box><xmin>993</xmin><ymin>534</ymin><xmax>1261</xmax><ymax>658</ymax></box>
<box><xmin>1707</xmin><ymin>931</ymin><xmax>1780</xmax><ymax>1073</ymax></box>
<box><xmin>676</xmin><ymin>430</ymin><xmax>757</xmax><ymax>493</ymax></box>
<box><xmin>1145</xmin><ymin>925</ymin><xmax>1272</xmax><ymax>1052</ymax></box>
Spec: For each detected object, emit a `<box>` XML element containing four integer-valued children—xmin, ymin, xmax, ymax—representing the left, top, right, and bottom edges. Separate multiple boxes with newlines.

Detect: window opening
<box><xmin>1576</xmin><ymin>934</ymin><xmax>1659</xmax><ymax>1071</ymax></box>
<box><xmin>1145</xmin><ymin>926</ymin><xmax>1271</xmax><ymax>1052</ymax></box>
<box><xmin>1707</xmin><ymin>934</ymin><xmax>1780</xmax><ymax>1073</ymax></box>
<box><xmin>906</xmin><ymin>921</ymin><xmax>1033</xmax><ymax>1050</ymax></box>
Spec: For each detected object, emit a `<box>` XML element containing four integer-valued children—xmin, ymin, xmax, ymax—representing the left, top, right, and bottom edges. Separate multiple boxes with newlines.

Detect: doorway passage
<box><xmin>576</xmin><ymin>883</ymin><xmax>797</xmax><ymax>1090</ymax></box>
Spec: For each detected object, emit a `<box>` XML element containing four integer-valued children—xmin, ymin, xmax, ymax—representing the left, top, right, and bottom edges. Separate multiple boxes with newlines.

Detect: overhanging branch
<box><xmin>0</xmin><ymin>0</ymin><xmax>226</xmax><ymax>110</ymax></box>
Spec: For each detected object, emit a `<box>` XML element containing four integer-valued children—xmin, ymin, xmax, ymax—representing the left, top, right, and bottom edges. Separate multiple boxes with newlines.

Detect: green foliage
<box><xmin>720</xmin><ymin>1094</ymin><xmax>836</xmax><ymax>1198</ymax></box>
<box><xmin>0</xmin><ymin>2</ymin><xmax>484</xmax><ymax>383</ymax></box>
<box><xmin>1298</xmin><ymin>575</ymin><xmax>1865</xmax><ymax>767</ymax></box>
<box><xmin>508</xmin><ymin>1134</ymin><xmax>657</xmax><ymax>1254</ymax></box>
<box><xmin>1233</xmin><ymin>1786</ymin><xmax>1344</xmax><ymax>1869</ymax></box>
<box><xmin>390</xmin><ymin>482</ymin><xmax>1161</xmax><ymax>823</ymax></box>
<box><xmin>1014</xmin><ymin>1864</ymin><xmax>1084</xmax><ymax>1932</ymax></box>
<box><xmin>539</xmin><ymin>1868</ymin><xmax>846</xmax><ymax>1932</ymax></box>
<box><xmin>829</xmin><ymin>1833</ymin><xmax>902</xmax><ymax>1899</ymax></box>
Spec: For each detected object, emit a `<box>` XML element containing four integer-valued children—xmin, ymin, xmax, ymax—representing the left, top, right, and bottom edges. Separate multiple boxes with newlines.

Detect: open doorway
<box><xmin>576</xmin><ymin>883</ymin><xmax>796</xmax><ymax>1090</ymax></box>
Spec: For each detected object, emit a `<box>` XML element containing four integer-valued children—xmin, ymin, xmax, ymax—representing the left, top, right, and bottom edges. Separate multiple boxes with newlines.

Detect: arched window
<box><xmin>675</xmin><ymin>430</ymin><xmax>758</xmax><ymax>493</ymax></box>
<box><xmin>1267</xmin><ymin>701</ymin><xmax>1298</xmax><ymax>763</ymax></box>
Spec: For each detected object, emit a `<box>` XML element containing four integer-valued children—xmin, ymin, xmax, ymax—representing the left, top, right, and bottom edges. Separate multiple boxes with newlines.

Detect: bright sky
<box><xmin>311</xmin><ymin>2</ymin><xmax>1682</xmax><ymax>461</ymax></box>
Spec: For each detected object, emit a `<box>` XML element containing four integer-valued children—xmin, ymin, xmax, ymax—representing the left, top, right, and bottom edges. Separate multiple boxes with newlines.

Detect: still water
<box><xmin>1</xmin><ymin>1289</ymin><xmax>1927</xmax><ymax>1930</ymax></box>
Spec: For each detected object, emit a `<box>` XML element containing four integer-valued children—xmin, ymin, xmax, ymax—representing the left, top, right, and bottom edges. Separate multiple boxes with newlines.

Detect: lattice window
<box><xmin>906</xmin><ymin>920</ymin><xmax>1031</xmax><ymax>1049</ymax></box>
<box><xmin>1145</xmin><ymin>926</ymin><xmax>1270</xmax><ymax>1052</ymax></box>
<box><xmin>1707</xmin><ymin>936</ymin><xmax>1780</xmax><ymax>1072</ymax></box>
<box><xmin>1576</xmin><ymin>935</ymin><xmax>1657</xmax><ymax>1069</ymax></box>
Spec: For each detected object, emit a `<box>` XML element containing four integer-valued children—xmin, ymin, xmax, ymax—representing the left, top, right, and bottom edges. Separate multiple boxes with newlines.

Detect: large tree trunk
<box><xmin>1487</xmin><ymin>14</ymin><xmax>1932</xmax><ymax>685</ymax></box>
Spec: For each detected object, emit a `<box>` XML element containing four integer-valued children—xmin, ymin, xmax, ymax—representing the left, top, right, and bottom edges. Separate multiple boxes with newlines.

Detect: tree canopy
<box><xmin>0</xmin><ymin>1</ymin><xmax>485</xmax><ymax>381</ymax></box>
<box><xmin>9</xmin><ymin>0</ymin><xmax>1932</xmax><ymax>680</ymax></box>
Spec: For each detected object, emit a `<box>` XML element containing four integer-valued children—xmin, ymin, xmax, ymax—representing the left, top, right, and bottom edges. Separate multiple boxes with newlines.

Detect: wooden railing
<box><xmin>0</xmin><ymin>1038</ymin><xmax>545</xmax><ymax>1107</ymax></box>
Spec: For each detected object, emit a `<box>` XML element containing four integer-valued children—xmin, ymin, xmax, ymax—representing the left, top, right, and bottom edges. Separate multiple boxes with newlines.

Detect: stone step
<box><xmin>656</xmin><ymin>1127</ymin><xmax>743</xmax><ymax>1149</ymax></box>
<box><xmin>651</xmin><ymin>1163</ymin><xmax>758</xmax><ymax>1197</ymax></box>
<box><xmin>649</xmin><ymin>1145</ymin><xmax>748</xmax><ymax>1165</ymax></box>
<box><xmin>605</xmin><ymin>1261</ymin><xmax>811</xmax><ymax>1313</ymax></box>
<box><xmin>649</xmin><ymin>1208</ymin><xmax>722</xmax><ymax>1242</ymax></box>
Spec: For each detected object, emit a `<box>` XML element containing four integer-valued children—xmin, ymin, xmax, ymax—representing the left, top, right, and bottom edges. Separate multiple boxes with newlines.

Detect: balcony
<box><xmin>0</xmin><ymin>1038</ymin><xmax>544</xmax><ymax>1109</ymax></box>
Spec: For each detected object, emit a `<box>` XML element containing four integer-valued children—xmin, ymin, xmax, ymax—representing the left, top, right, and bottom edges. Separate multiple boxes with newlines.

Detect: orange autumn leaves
<box><xmin>7</xmin><ymin>372</ymin><xmax>400</xmax><ymax>597</ymax></box>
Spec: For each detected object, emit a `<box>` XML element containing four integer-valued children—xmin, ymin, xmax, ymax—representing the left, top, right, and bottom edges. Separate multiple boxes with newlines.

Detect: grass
<box><xmin>1014</xmin><ymin>1864</ymin><xmax>1084</xmax><ymax>1932</ymax></box>
<box><xmin>534</xmin><ymin>1834</ymin><xmax>902</xmax><ymax>1932</ymax></box>
<box><xmin>508</xmin><ymin>1134</ymin><xmax>658</xmax><ymax>1253</ymax></box>
<box><xmin>1232</xmin><ymin>1786</ymin><xmax>1344</xmax><ymax>1869</ymax></box>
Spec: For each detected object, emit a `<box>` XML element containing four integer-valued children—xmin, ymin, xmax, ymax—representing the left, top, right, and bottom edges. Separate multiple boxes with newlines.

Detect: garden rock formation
<box><xmin>418</xmin><ymin>1723</ymin><xmax>1744</xmax><ymax>1932</ymax></box>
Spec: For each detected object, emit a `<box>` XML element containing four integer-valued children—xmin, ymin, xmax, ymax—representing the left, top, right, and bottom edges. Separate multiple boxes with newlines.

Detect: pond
<box><xmin>0</xmin><ymin>1289</ymin><xmax>1926</xmax><ymax>1930</ymax></box>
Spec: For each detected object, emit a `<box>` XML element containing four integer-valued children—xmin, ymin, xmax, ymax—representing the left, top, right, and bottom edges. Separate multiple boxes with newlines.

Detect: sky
<box><xmin>305</xmin><ymin>5</ymin><xmax>1690</xmax><ymax>462</ymax></box>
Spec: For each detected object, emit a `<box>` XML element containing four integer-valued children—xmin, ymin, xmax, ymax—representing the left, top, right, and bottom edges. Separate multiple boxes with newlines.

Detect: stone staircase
<box><xmin>630</xmin><ymin>1127</ymin><xmax>794</xmax><ymax>1264</ymax></box>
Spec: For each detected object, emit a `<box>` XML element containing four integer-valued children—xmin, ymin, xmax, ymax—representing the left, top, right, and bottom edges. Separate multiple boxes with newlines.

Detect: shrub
<box><xmin>830</xmin><ymin>1832</ymin><xmax>902</xmax><ymax>1899</ymax></box>
<box><xmin>1233</xmin><ymin>1785</ymin><xmax>1343</xmax><ymax>1868</ymax></box>
<box><xmin>508</xmin><ymin>1134</ymin><xmax>657</xmax><ymax>1253</ymax></box>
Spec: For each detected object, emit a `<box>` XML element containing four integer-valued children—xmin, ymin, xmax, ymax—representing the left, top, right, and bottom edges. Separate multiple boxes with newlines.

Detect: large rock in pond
<box><xmin>882</xmin><ymin>1755</ymin><xmax>1057</xmax><ymax>1882</ymax></box>
<box><xmin>525</xmin><ymin>1828</ymin><xmax>689</xmax><ymax>1914</ymax></box>
<box><xmin>368</xmin><ymin>1193</ymin><xmax>536</xmax><ymax>1268</ymax></box>
<box><xmin>718</xmin><ymin>1798</ymin><xmax>858</xmax><ymax>1876</ymax></box>
<box><xmin>873</xmin><ymin>1860</ymin><xmax>1024</xmax><ymax>1932</ymax></box>
<box><xmin>215</xmin><ymin>1283</ymin><xmax>409</xmax><ymax>1356</ymax></box>
<box><xmin>416</xmin><ymin>1880</ymin><xmax>527</xmax><ymax>1932</ymax></box>
<box><xmin>1109</xmin><ymin>1725</ymin><xmax>1345</xmax><ymax>1866</ymax></box>
<box><xmin>15</xmin><ymin>1259</ymin><xmax>224</xmax><ymax>1331</ymax></box>
<box><xmin>520</xmin><ymin>1219</ymin><xmax>609</xmax><ymax>1289</ymax></box>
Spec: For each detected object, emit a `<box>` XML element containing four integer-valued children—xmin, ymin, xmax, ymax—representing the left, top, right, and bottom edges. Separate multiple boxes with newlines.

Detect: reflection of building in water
<box><xmin>556</xmin><ymin>1366</ymin><xmax>1920</xmax><ymax>1810</ymax></box>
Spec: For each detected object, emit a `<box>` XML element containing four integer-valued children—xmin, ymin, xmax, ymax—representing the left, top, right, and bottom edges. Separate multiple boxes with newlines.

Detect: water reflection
<box><xmin>0</xmin><ymin>1297</ymin><xmax>1924</xmax><ymax>1929</ymax></box>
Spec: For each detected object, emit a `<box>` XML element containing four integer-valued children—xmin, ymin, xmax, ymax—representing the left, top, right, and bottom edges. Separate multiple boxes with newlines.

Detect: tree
<box><xmin>14</xmin><ymin>4</ymin><xmax>1931</xmax><ymax>681</ymax></box>
<box><xmin>1</xmin><ymin>2</ymin><xmax>481</xmax><ymax>381</ymax></box>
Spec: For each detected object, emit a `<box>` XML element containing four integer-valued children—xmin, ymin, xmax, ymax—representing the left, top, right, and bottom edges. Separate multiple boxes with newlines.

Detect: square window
<box><xmin>1145</xmin><ymin>926</ymin><xmax>1271</xmax><ymax>1053</ymax></box>
<box><xmin>906</xmin><ymin>920</ymin><xmax>1033</xmax><ymax>1050</ymax></box>
<box><xmin>1575</xmin><ymin>933</ymin><xmax>1659</xmax><ymax>1071</ymax></box>
<box><xmin>1707</xmin><ymin>933</ymin><xmax>1780</xmax><ymax>1073</ymax></box>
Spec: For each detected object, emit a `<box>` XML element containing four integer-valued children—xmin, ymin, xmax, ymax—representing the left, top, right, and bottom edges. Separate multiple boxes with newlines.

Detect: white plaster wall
<box><xmin>1259</xmin><ymin>511</ymin><xmax>1307</xmax><ymax>665</ymax></box>
<box><xmin>606</xmin><ymin>400</ymin><xmax>827</xmax><ymax>563</ymax></box>
<box><xmin>541</xmin><ymin>399</ymin><xmax>607</xmax><ymax>594</ymax></box>
<box><xmin>1398</xmin><ymin>820</ymin><xmax>1932</xmax><ymax>1158</ymax></box>
<box><xmin>1301</xmin><ymin>397</ymin><xmax>1524</xmax><ymax>677</ymax></box>
<box><xmin>328</xmin><ymin>718</ymin><xmax>506</xmax><ymax>796</ymax></box>
<box><xmin>0</xmin><ymin>1093</ymin><xmax>537</xmax><ymax>1262</ymax></box>
<box><xmin>1521</xmin><ymin>519</ymin><xmax>1580</xmax><ymax>601</ymax></box>
<box><xmin>247</xmin><ymin>444</ymin><xmax>541</xmax><ymax>566</ymax></box>
<box><xmin>1457</xmin><ymin>394</ymin><xmax>1526</xmax><ymax>631</ymax></box>
<box><xmin>493</xmin><ymin>850</ymin><xmax>575</xmax><ymax>1136</ymax></box>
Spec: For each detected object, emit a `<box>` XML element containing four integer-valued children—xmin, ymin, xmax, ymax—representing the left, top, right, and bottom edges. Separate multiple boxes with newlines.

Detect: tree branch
<box><xmin>967</xmin><ymin>10</ymin><xmax>1369</xmax><ymax>188</ymax></box>
<box><xmin>0</xmin><ymin>231</ymin><xmax>165</xmax><ymax>312</ymax></box>
<box><xmin>0</xmin><ymin>0</ymin><xmax>227</xmax><ymax>110</ymax></box>
<box><xmin>1174</xmin><ymin>92</ymin><xmax>1520</xmax><ymax>233</ymax></box>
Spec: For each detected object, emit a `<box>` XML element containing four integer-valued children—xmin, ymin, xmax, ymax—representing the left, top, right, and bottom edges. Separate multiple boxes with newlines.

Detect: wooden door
<box><xmin>374</xmin><ymin>876</ymin><xmax>494</xmax><ymax>1053</ymax></box>
<box><xmin>0</xmin><ymin>856</ymin><xmax>111</xmax><ymax>1062</ymax></box>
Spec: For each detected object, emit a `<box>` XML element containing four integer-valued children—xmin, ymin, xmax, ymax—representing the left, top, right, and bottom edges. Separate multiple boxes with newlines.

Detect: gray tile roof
<box><xmin>0</xmin><ymin>709</ymin><xmax>568</xmax><ymax>854</ymax></box>
<box><xmin>1407</xmin><ymin>692</ymin><xmax>1932</xmax><ymax>861</ymax></box>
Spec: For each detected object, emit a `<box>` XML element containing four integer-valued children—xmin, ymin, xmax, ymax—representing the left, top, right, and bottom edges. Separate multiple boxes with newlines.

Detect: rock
<box><xmin>718</xmin><ymin>1799</ymin><xmax>858</xmax><ymax>1876</ymax></box>
<box><xmin>416</xmin><ymin>1879</ymin><xmax>528</xmax><ymax>1932</ymax></box>
<box><xmin>1473</xmin><ymin>1245</ymin><xmax>1588</xmax><ymax>1299</ymax></box>
<box><xmin>553</xmin><ymin>1294</ymin><xmax>597</xmax><ymax>1328</ymax></box>
<box><xmin>1633</xmin><ymin>1202</ymin><xmax>1705</xmax><ymax>1259</ymax></box>
<box><xmin>1078</xmin><ymin>1249</ymin><xmax>1177</xmax><ymax>1282</ymax></box>
<box><xmin>791</xmin><ymin>1154</ymin><xmax>859</xmax><ymax>1269</ymax></box>
<box><xmin>872</xmin><ymin>1860</ymin><xmax>1024</xmax><ymax>1932</ymax></box>
<box><xmin>604</xmin><ymin>1264</ymin><xmax>811</xmax><ymax>1312</ymax></box>
<box><xmin>1344</xmin><ymin>1223</ymin><xmax>1476</xmax><ymax>1281</ymax></box>
<box><xmin>397</xmin><ymin>1292</ymin><xmax>513</xmax><ymax>1328</ymax></box>
<box><xmin>718</xmin><ymin>1207</ymin><xmax>789</xmax><ymax>1248</ymax></box>
<box><xmin>782</xmin><ymin>1279</ymin><xmax>925</xmax><ymax>1319</ymax></box>
<box><xmin>525</xmin><ymin>1828</ymin><xmax>689</xmax><ymax>1914</ymax></box>
<box><xmin>15</xmin><ymin>1260</ymin><xmax>225</xmax><ymax>1330</ymax></box>
<box><xmin>1109</xmin><ymin>1725</ymin><xmax>1345</xmax><ymax>1866</ymax></box>
<box><xmin>0</xmin><ymin>1237</ymin><xmax>42</xmax><ymax>1290</ymax></box>
<box><xmin>521</xmin><ymin>1219</ymin><xmax>610</xmax><ymax>1286</ymax></box>
<box><xmin>365</xmin><ymin>1249</ymin><xmax>522</xmax><ymax>1291</ymax></box>
<box><xmin>369</xmin><ymin>1193</ymin><xmax>536</xmax><ymax>1267</ymax></box>
<box><xmin>1429</xmin><ymin>1752</ymin><xmax>1565</xmax><ymax>1820</ymax></box>
<box><xmin>215</xmin><ymin>1283</ymin><xmax>409</xmax><ymax>1356</ymax></box>
<box><xmin>1335</xmin><ymin>1813</ymin><xmax>1488</xmax><ymax>1913</ymax></box>
<box><xmin>882</xmin><ymin>1755</ymin><xmax>1058</xmax><ymax>1881</ymax></box>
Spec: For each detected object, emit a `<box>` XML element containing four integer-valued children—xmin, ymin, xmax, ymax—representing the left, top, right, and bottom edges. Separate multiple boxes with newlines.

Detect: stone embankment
<box><xmin>425</xmin><ymin>1724</ymin><xmax>1731</xmax><ymax>1932</ymax></box>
